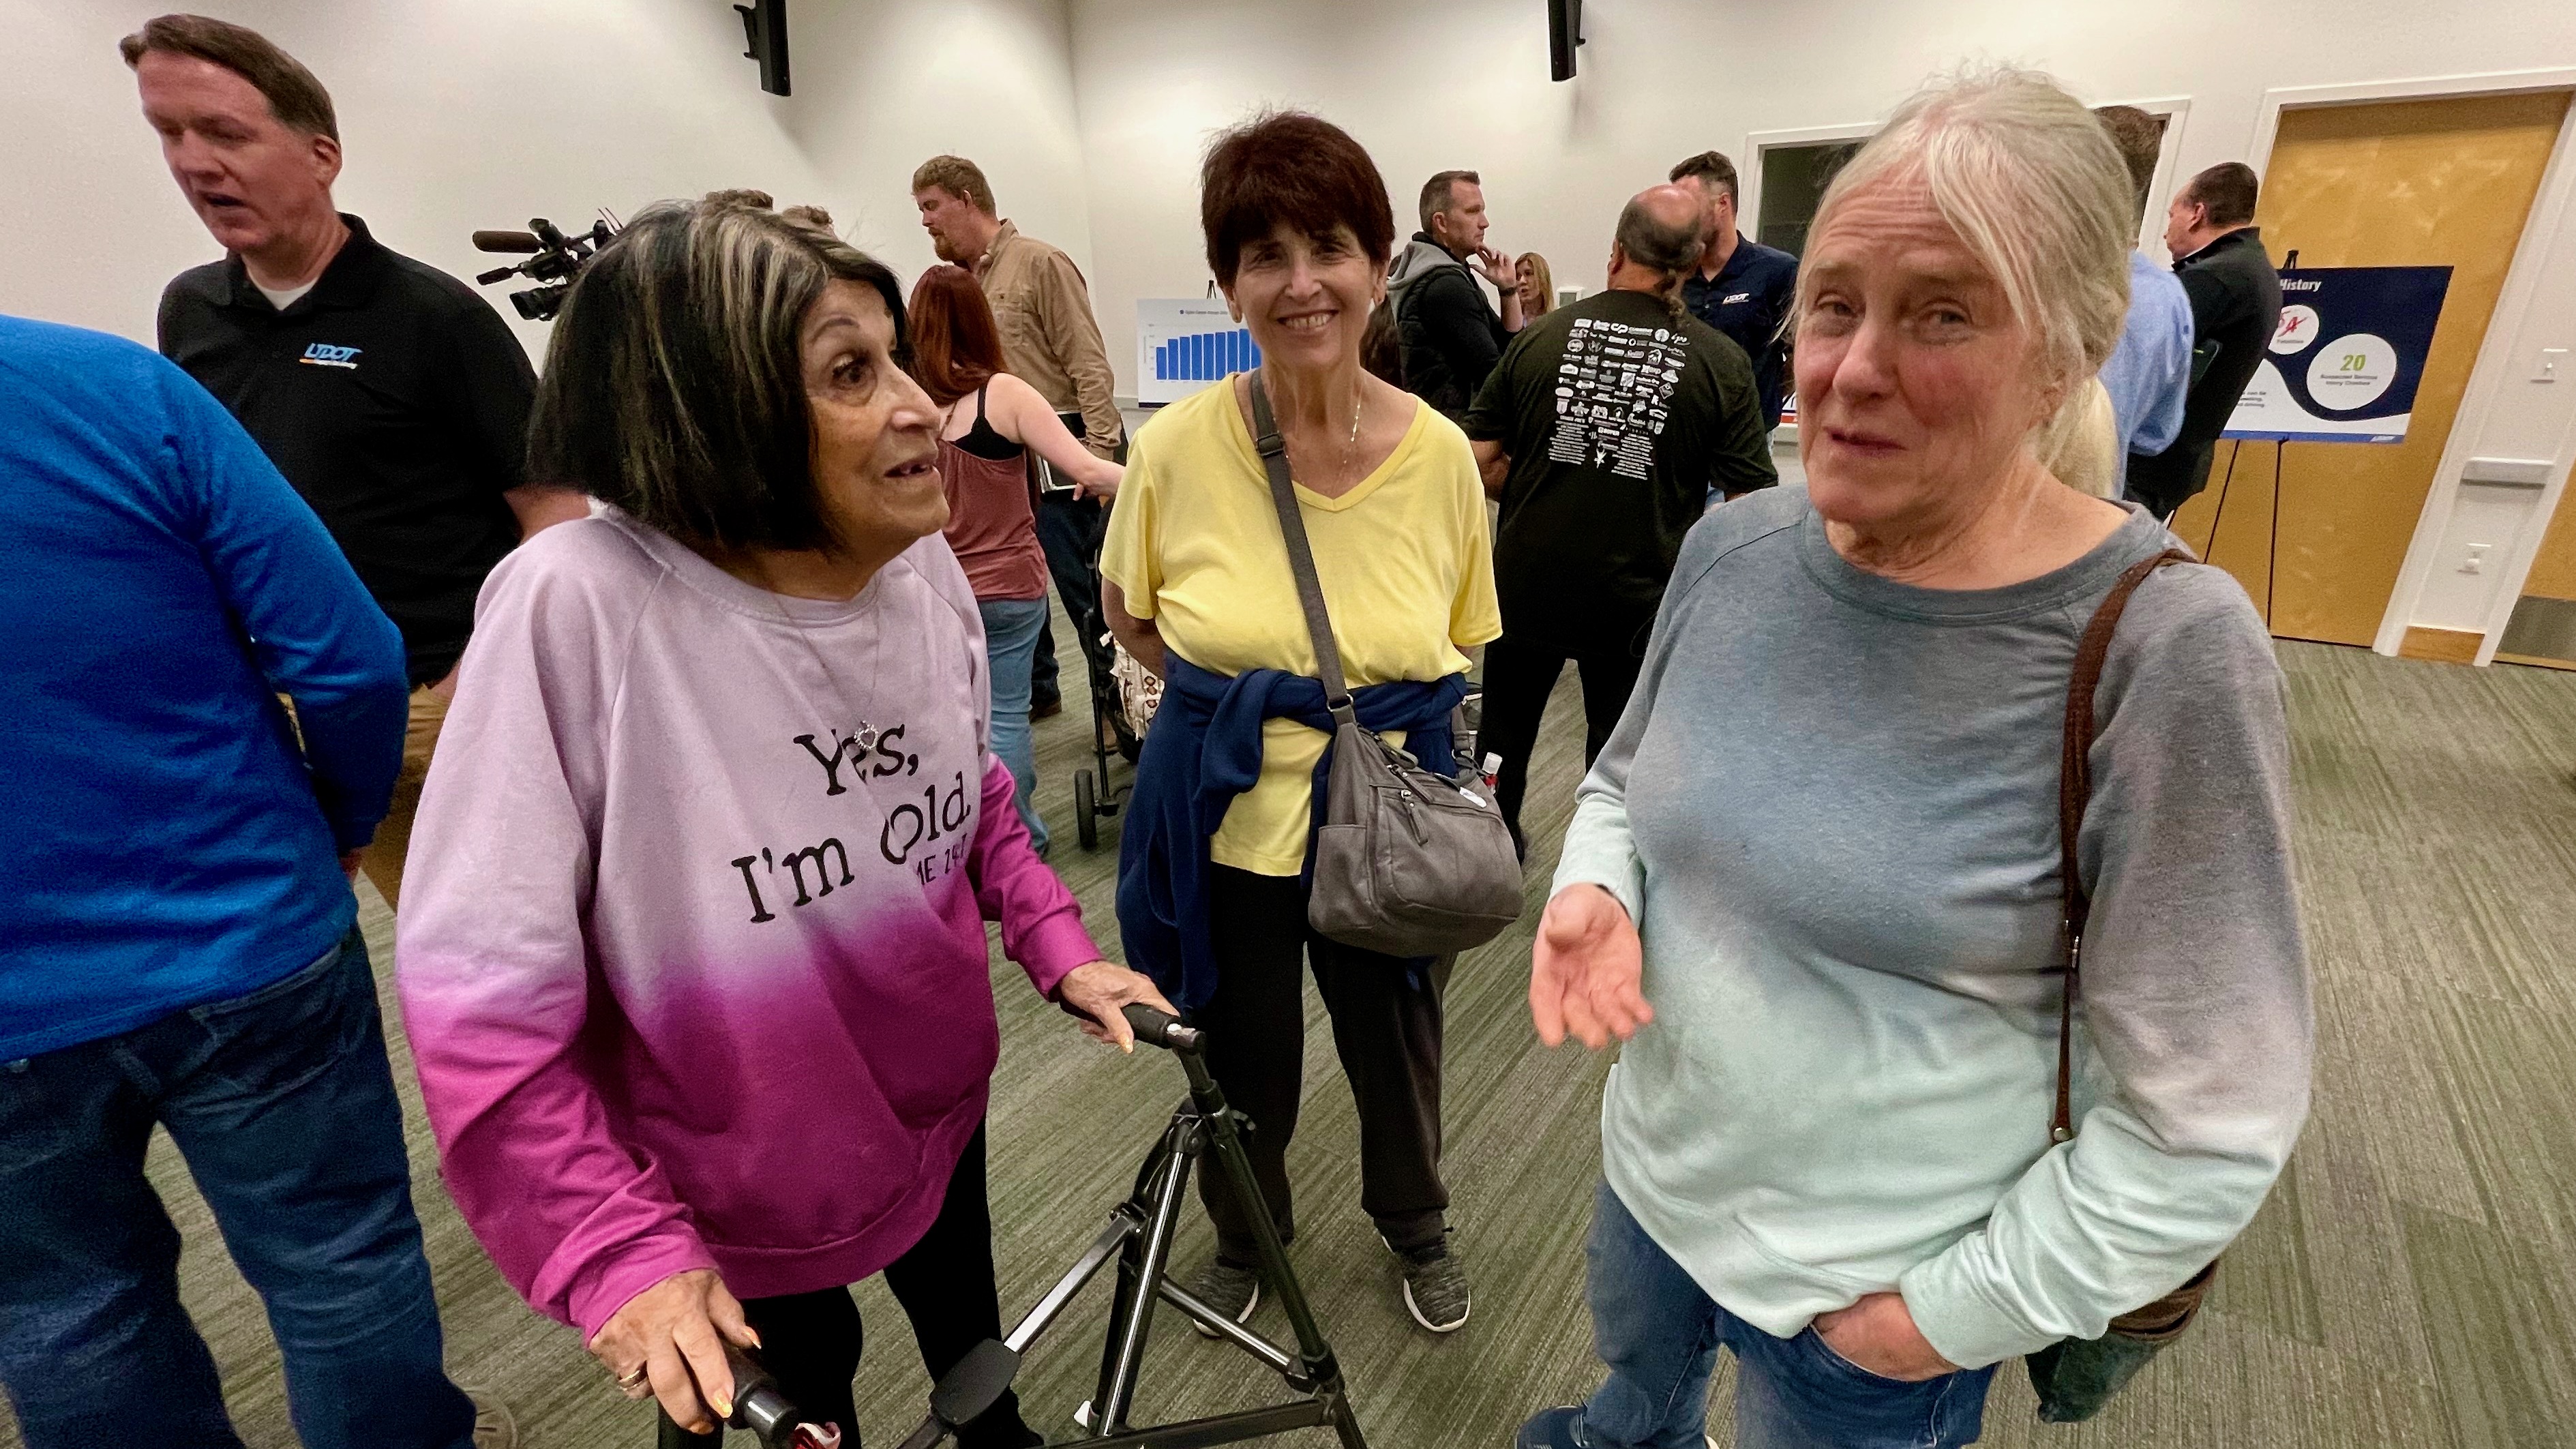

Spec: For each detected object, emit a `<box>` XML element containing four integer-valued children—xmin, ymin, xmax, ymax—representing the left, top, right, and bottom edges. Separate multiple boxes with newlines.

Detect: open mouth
<box><xmin>886</xmin><ymin>455</ymin><xmax>940</xmax><ymax>482</ymax></box>
<box><xmin>1276</xmin><ymin>310</ymin><xmax>1336</xmax><ymax>335</ymax></box>
<box><xmin>198</xmin><ymin>191</ymin><xmax>248</xmax><ymax>213</ymax></box>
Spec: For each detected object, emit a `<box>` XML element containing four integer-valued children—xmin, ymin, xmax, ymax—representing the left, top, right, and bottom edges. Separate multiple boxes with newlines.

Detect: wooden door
<box><xmin>2170</xmin><ymin>90</ymin><xmax>2571</xmax><ymax>645</ymax></box>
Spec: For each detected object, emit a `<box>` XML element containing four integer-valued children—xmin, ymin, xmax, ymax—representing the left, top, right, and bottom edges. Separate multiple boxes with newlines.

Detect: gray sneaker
<box><xmin>1395</xmin><ymin>1238</ymin><xmax>1469</xmax><ymax>1333</ymax></box>
<box><xmin>1185</xmin><ymin>1258</ymin><xmax>1262</xmax><ymax>1339</ymax></box>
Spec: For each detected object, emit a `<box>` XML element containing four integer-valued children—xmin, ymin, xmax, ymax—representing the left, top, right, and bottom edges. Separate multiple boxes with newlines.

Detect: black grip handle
<box><xmin>1122</xmin><ymin>1002</ymin><xmax>1199</xmax><ymax>1053</ymax></box>
<box><xmin>722</xmin><ymin>1342</ymin><xmax>819</xmax><ymax>1447</ymax></box>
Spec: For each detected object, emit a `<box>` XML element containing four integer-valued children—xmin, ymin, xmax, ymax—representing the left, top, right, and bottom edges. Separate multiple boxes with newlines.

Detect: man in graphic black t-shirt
<box><xmin>1465</xmin><ymin>185</ymin><xmax>1777</xmax><ymax>852</ymax></box>
<box><xmin>134</xmin><ymin>16</ymin><xmax>583</xmax><ymax>907</ymax></box>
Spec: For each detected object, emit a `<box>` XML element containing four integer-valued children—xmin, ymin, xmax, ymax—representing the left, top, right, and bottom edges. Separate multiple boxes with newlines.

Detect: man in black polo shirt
<box><xmin>1668</xmin><ymin>151</ymin><xmax>1799</xmax><ymax>432</ymax></box>
<box><xmin>1465</xmin><ymin>185</ymin><xmax>1777</xmax><ymax>853</ymax></box>
<box><xmin>2128</xmin><ymin>162</ymin><xmax>2285</xmax><ymax>520</ymax></box>
<box><xmin>132</xmin><ymin>14</ymin><xmax>583</xmax><ymax>909</ymax></box>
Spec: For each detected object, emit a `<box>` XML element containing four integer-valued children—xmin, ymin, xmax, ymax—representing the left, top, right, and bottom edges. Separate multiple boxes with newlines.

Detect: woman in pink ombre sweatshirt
<box><xmin>396</xmin><ymin>200</ymin><xmax>1172</xmax><ymax>1445</ymax></box>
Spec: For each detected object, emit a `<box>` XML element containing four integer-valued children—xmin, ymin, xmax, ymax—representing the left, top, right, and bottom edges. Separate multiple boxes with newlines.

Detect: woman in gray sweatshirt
<box><xmin>1518</xmin><ymin>70</ymin><xmax>2311</xmax><ymax>1449</ymax></box>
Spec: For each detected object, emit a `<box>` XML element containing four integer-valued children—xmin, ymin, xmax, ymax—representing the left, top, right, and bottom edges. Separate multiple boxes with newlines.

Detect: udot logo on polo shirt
<box><xmin>299</xmin><ymin>342</ymin><xmax>362</xmax><ymax>370</ymax></box>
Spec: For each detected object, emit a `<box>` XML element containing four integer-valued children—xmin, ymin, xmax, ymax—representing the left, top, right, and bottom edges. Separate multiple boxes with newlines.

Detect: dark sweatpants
<box><xmin>1476</xmin><ymin>620</ymin><xmax>1653</xmax><ymax>853</ymax></box>
<box><xmin>659</xmin><ymin>1127</ymin><xmax>1036</xmax><ymax>1449</ymax></box>
<box><xmin>1194</xmin><ymin>865</ymin><xmax>1452</xmax><ymax>1267</ymax></box>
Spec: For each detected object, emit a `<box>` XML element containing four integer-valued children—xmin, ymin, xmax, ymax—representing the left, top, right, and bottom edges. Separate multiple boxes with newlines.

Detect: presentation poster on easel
<box><xmin>1137</xmin><ymin>298</ymin><xmax>1261</xmax><ymax>406</ymax></box>
<box><xmin>2222</xmin><ymin>265</ymin><xmax>2452</xmax><ymax>444</ymax></box>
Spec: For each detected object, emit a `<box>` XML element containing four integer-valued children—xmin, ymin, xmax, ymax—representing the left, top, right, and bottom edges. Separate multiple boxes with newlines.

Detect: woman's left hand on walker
<box><xmin>1058</xmin><ymin>961</ymin><xmax>1180</xmax><ymax>1052</ymax></box>
<box><xmin>1811</xmin><ymin>1292</ymin><xmax>1958</xmax><ymax>1382</ymax></box>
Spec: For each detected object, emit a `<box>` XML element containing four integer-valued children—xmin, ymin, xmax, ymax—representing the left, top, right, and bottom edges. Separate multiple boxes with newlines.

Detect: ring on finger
<box><xmin>616</xmin><ymin>1364</ymin><xmax>648</xmax><ymax>1390</ymax></box>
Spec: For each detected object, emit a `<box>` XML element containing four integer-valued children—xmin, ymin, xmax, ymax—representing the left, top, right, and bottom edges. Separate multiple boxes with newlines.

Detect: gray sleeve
<box><xmin>1902</xmin><ymin>565</ymin><xmax>2313</xmax><ymax>1366</ymax></box>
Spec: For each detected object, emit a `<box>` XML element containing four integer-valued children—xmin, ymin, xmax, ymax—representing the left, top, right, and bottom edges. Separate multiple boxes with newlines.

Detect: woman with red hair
<box><xmin>908</xmin><ymin>265</ymin><xmax>1122</xmax><ymax>853</ymax></box>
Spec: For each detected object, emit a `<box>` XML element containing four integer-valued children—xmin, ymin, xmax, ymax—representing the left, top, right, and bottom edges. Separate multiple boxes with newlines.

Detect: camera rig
<box><xmin>472</xmin><ymin>212</ymin><xmax>620</xmax><ymax>321</ymax></box>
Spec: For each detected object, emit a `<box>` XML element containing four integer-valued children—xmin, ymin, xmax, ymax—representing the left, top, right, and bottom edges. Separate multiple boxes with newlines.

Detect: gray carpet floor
<box><xmin>5</xmin><ymin>636</ymin><xmax>2572</xmax><ymax>1449</ymax></box>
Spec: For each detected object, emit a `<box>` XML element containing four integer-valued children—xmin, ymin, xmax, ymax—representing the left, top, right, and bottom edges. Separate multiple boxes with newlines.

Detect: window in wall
<box><xmin>1754</xmin><ymin>141</ymin><xmax>1860</xmax><ymax>258</ymax></box>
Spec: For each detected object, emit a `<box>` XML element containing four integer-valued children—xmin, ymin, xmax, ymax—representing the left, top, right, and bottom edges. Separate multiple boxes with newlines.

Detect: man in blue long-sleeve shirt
<box><xmin>0</xmin><ymin>315</ymin><xmax>481</xmax><ymax>1448</ymax></box>
<box><xmin>2094</xmin><ymin>107</ymin><xmax>2194</xmax><ymax>501</ymax></box>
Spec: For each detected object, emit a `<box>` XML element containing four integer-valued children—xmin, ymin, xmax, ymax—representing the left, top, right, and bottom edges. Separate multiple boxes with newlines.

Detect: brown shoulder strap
<box><xmin>2052</xmin><ymin>548</ymin><xmax>2193</xmax><ymax>1143</ymax></box>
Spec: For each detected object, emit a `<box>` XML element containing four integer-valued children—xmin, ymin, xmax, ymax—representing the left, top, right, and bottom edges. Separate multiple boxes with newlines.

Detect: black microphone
<box><xmin>472</xmin><ymin>229</ymin><xmax>544</xmax><ymax>254</ymax></box>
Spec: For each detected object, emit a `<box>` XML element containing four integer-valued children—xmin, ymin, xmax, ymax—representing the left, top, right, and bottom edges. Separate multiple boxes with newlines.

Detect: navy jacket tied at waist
<box><xmin>1115</xmin><ymin>653</ymin><xmax>1468</xmax><ymax>1014</ymax></box>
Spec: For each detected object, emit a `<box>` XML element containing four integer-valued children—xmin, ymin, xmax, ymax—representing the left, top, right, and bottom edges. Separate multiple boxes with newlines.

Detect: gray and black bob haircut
<box><xmin>528</xmin><ymin>200</ymin><xmax>908</xmax><ymax>555</ymax></box>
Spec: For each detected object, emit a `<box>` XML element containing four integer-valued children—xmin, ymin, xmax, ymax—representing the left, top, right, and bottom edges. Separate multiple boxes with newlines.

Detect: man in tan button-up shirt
<box><xmin>915</xmin><ymin>154</ymin><xmax>1123</xmax><ymax>715</ymax></box>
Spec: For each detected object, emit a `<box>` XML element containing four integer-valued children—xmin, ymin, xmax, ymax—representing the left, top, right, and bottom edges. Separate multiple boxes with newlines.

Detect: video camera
<box><xmin>472</xmin><ymin>212</ymin><xmax>620</xmax><ymax>321</ymax></box>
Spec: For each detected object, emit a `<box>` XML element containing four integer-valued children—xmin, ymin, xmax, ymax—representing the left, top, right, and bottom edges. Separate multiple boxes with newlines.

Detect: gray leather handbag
<box><xmin>1246</xmin><ymin>371</ymin><xmax>1524</xmax><ymax>958</ymax></box>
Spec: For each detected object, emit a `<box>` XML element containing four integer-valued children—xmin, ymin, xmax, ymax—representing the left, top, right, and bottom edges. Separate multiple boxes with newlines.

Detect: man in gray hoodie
<box><xmin>1386</xmin><ymin>169</ymin><xmax>1524</xmax><ymax>417</ymax></box>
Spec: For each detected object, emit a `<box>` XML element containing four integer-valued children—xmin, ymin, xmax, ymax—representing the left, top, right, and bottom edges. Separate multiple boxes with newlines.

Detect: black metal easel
<box><xmin>2200</xmin><ymin>436</ymin><xmax>2291</xmax><ymax>627</ymax></box>
<box><xmin>894</xmin><ymin>1004</ymin><xmax>1368</xmax><ymax>1449</ymax></box>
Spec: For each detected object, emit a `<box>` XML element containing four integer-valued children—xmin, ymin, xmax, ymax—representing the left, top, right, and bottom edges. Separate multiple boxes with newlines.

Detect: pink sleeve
<box><xmin>966</xmin><ymin>756</ymin><xmax>1101</xmax><ymax>997</ymax></box>
<box><xmin>394</xmin><ymin>541</ymin><xmax>715</xmax><ymax>1340</ymax></box>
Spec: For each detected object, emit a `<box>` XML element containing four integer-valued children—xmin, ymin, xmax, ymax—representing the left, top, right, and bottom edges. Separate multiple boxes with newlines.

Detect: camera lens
<box><xmin>511</xmin><ymin>282</ymin><xmax>571</xmax><ymax>322</ymax></box>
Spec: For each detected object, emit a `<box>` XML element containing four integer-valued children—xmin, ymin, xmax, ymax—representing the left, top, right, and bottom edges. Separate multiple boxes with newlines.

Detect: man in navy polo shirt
<box><xmin>129</xmin><ymin>13</ymin><xmax>584</xmax><ymax>906</ymax></box>
<box><xmin>1669</xmin><ymin>151</ymin><xmax>1799</xmax><ymax>432</ymax></box>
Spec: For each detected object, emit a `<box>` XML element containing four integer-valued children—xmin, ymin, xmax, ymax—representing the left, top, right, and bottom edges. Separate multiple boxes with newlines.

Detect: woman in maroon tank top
<box><xmin>909</xmin><ymin>266</ymin><xmax>1122</xmax><ymax>854</ymax></box>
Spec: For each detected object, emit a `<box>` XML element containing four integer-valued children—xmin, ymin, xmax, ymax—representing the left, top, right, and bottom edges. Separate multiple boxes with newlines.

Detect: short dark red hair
<box><xmin>1201</xmin><ymin>111</ymin><xmax>1396</xmax><ymax>288</ymax></box>
<box><xmin>906</xmin><ymin>265</ymin><xmax>1006</xmax><ymax>408</ymax></box>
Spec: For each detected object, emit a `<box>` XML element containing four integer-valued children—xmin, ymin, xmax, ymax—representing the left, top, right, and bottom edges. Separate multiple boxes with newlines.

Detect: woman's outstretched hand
<box><xmin>1530</xmin><ymin>884</ymin><xmax>1651</xmax><ymax>1049</ymax></box>
<box><xmin>1058</xmin><ymin>961</ymin><xmax>1180</xmax><ymax>1051</ymax></box>
<box><xmin>588</xmin><ymin>1268</ymin><xmax>758</xmax><ymax>1433</ymax></box>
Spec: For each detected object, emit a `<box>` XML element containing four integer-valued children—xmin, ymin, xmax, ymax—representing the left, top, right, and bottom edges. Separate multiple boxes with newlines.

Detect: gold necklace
<box><xmin>1282</xmin><ymin>386</ymin><xmax>1367</xmax><ymax>488</ymax></box>
<box><xmin>1339</xmin><ymin>392</ymin><xmax>1364</xmax><ymax>486</ymax></box>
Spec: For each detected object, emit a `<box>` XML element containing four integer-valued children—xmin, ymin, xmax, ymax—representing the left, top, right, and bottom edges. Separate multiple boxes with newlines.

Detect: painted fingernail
<box><xmin>747</xmin><ymin>1328</ymin><xmax>764</xmax><ymax>1349</ymax></box>
<box><xmin>712</xmin><ymin>1394</ymin><xmax>734</xmax><ymax>1419</ymax></box>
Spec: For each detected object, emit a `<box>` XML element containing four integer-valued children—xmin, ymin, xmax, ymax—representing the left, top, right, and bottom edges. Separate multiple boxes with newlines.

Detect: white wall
<box><xmin>13</xmin><ymin>0</ymin><xmax>2574</xmax><ymax>646</ymax></box>
<box><xmin>1068</xmin><ymin>0</ymin><xmax>2576</xmax><ymax>395</ymax></box>
<box><xmin>1065</xmin><ymin>0</ymin><xmax>2576</xmax><ymax>646</ymax></box>
<box><xmin>1</xmin><ymin>0</ymin><xmax>1090</xmax><ymax>358</ymax></box>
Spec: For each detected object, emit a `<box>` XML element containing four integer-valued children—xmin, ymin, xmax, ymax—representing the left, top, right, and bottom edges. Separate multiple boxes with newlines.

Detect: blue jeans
<box><xmin>0</xmin><ymin>928</ymin><xmax>473</xmax><ymax>1449</ymax></box>
<box><xmin>1577</xmin><ymin>1180</ymin><xmax>1995</xmax><ymax>1449</ymax></box>
<box><xmin>981</xmin><ymin>595</ymin><xmax>1051</xmax><ymax>855</ymax></box>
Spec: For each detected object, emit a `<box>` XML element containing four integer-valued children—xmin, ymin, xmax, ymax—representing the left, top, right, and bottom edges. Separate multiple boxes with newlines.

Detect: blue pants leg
<box><xmin>0</xmin><ymin>929</ymin><xmax>475</xmax><ymax>1449</ymax></box>
<box><xmin>1577</xmin><ymin>1180</ymin><xmax>1725</xmax><ymax>1449</ymax></box>
<box><xmin>980</xmin><ymin>595</ymin><xmax>1051</xmax><ymax>855</ymax></box>
<box><xmin>1573</xmin><ymin>1180</ymin><xmax>1998</xmax><ymax>1449</ymax></box>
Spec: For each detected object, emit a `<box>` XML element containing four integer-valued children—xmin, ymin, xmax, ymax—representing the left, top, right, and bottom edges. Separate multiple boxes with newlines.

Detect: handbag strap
<box><xmin>2052</xmin><ymin>548</ymin><xmax>2193</xmax><ymax>1143</ymax></box>
<box><xmin>1247</xmin><ymin>370</ymin><xmax>1360</xmax><ymax>730</ymax></box>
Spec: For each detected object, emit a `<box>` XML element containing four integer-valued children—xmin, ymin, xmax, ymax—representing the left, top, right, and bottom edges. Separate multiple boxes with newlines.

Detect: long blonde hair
<box><xmin>1516</xmin><ymin>252</ymin><xmax>1556</xmax><ymax>318</ymax></box>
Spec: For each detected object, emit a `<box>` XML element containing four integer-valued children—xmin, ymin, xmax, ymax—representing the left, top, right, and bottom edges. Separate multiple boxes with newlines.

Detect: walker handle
<box><xmin>1122</xmin><ymin>1002</ymin><xmax>1202</xmax><ymax>1054</ymax></box>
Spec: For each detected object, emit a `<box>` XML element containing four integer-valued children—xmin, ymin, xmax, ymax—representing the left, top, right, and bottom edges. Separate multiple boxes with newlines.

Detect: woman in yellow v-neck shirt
<box><xmin>1098</xmin><ymin>112</ymin><xmax>1498</xmax><ymax>1339</ymax></box>
<box><xmin>1102</xmin><ymin>378</ymin><xmax>1497</xmax><ymax>872</ymax></box>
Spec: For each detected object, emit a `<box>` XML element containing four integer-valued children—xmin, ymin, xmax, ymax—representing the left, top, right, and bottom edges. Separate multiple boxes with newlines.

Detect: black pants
<box><xmin>1195</xmin><ymin>866</ymin><xmax>1451</xmax><ymax>1267</ymax></box>
<box><xmin>660</xmin><ymin>1127</ymin><xmax>1034</xmax><ymax>1449</ymax></box>
<box><xmin>1477</xmin><ymin>623</ymin><xmax>1651</xmax><ymax>853</ymax></box>
<box><xmin>1028</xmin><ymin>413</ymin><xmax>1113</xmax><ymax>709</ymax></box>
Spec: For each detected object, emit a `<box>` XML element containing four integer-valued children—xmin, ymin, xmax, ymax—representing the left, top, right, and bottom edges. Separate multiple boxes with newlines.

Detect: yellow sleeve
<box><xmin>1098</xmin><ymin>427</ymin><xmax>1160</xmax><ymax>617</ymax></box>
<box><xmin>1449</xmin><ymin>449</ymin><xmax>1503</xmax><ymax>648</ymax></box>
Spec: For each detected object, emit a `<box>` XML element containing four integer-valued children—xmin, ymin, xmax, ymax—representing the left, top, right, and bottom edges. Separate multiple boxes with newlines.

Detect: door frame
<box><xmin>2103</xmin><ymin>95</ymin><xmax>2196</xmax><ymax>260</ymax></box>
<box><xmin>2241</xmin><ymin>70</ymin><xmax>2576</xmax><ymax>663</ymax></box>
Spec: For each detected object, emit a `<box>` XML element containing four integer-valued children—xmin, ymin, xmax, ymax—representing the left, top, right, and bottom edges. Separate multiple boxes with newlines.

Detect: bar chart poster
<box><xmin>1138</xmin><ymin>298</ymin><xmax>1261</xmax><ymax>405</ymax></box>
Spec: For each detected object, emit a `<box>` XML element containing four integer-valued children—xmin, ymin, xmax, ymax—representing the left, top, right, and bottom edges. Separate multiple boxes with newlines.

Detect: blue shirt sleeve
<box><xmin>2137</xmin><ymin>276</ymin><xmax>2193</xmax><ymax>455</ymax></box>
<box><xmin>159</xmin><ymin>358</ymin><xmax>410</xmax><ymax>851</ymax></box>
